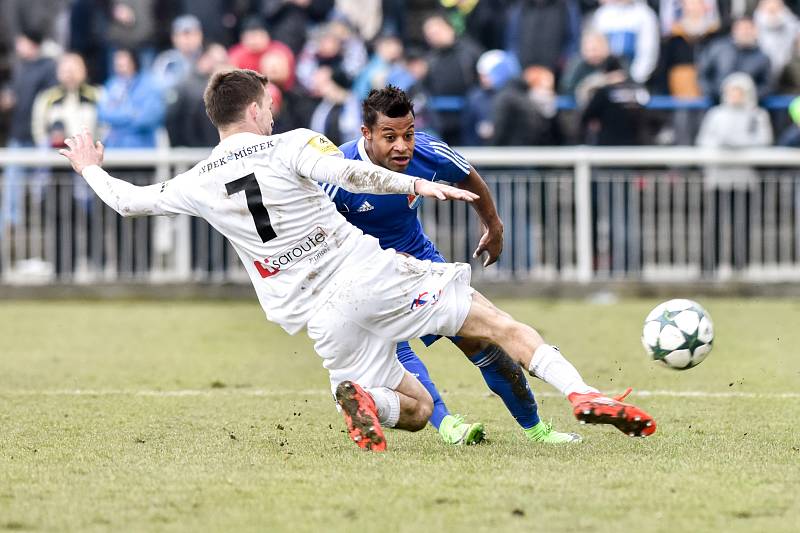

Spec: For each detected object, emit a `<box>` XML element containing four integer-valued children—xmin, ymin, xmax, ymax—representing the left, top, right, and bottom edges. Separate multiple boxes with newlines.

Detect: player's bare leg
<box><xmin>337</xmin><ymin>372</ymin><xmax>433</xmax><ymax>451</ymax></box>
<box><xmin>453</xmin><ymin>336</ymin><xmax>580</xmax><ymax>443</ymax></box>
<box><xmin>456</xmin><ymin>292</ymin><xmax>656</xmax><ymax>437</ymax></box>
<box><xmin>393</xmin><ymin>371</ymin><xmax>434</xmax><ymax>431</ymax></box>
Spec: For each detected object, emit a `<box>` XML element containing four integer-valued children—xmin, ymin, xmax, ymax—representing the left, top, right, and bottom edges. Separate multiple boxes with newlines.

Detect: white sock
<box><xmin>528</xmin><ymin>344</ymin><xmax>598</xmax><ymax>397</ymax></box>
<box><xmin>365</xmin><ymin>387</ymin><xmax>401</xmax><ymax>427</ymax></box>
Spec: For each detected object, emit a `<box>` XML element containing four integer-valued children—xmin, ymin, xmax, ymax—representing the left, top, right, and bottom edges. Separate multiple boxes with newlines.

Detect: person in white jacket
<box><xmin>696</xmin><ymin>71</ymin><xmax>773</xmax><ymax>189</ymax></box>
<box><xmin>590</xmin><ymin>0</ymin><xmax>660</xmax><ymax>84</ymax></box>
<box><xmin>696</xmin><ymin>72</ymin><xmax>772</xmax><ymax>275</ymax></box>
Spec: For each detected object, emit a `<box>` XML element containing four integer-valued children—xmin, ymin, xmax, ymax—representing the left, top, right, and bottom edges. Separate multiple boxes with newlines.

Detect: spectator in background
<box><xmin>259</xmin><ymin>49</ymin><xmax>316</xmax><ymax>132</ymax></box>
<box><xmin>590</xmin><ymin>0</ymin><xmax>660</xmax><ymax>84</ymax></box>
<box><xmin>491</xmin><ymin>64</ymin><xmax>561</xmax><ymax>145</ymax></box>
<box><xmin>152</xmin><ymin>15</ymin><xmax>205</xmax><ymax>93</ymax></box>
<box><xmin>778</xmin><ymin>33</ymin><xmax>800</xmax><ymax>90</ymax></box>
<box><xmin>422</xmin><ymin>14</ymin><xmax>483</xmax><ymax>144</ymax></box>
<box><xmin>0</xmin><ymin>30</ymin><xmax>57</xmax><ymax>231</ymax></box>
<box><xmin>658</xmin><ymin>0</ymin><xmax>720</xmax><ymax>36</ymax></box>
<box><xmin>31</xmin><ymin>53</ymin><xmax>99</xmax><ymax>148</ymax></box>
<box><xmin>698</xmin><ymin>16</ymin><xmax>773</xmax><ymax>100</ymax></box>
<box><xmin>718</xmin><ymin>0</ymin><xmax>760</xmax><ymax>28</ymax></box>
<box><xmin>754</xmin><ymin>0</ymin><xmax>800</xmax><ymax>78</ymax></box>
<box><xmin>386</xmin><ymin>48</ymin><xmax>440</xmax><ymax>132</ymax></box>
<box><xmin>98</xmin><ymin>48</ymin><xmax>164</xmax><ymax>148</ymax></box>
<box><xmin>463</xmin><ymin>49</ymin><xmax>520</xmax><ymax>145</ymax></box>
<box><xmin>386</xmin><ymin>47</ymin><xmax>429</xmax><ymax>92</ymax></box>
<box><xmin>506</xmin><ymin>0</ymin><xmax>577</xmax><ymax>74</ymax></box>
<box><xmin>443</xmin><ymin>0</ymin><xmax>510</xmax><ymax>50</ymax></box>
<box><xmin>661</xmin><ymin>0</ymin><xmax>721</xmax><ymax>144</ymax></box>
<box><xmin>296</xmin><ymin>21</ymin><xmax>368</xmax><ymax>91</ymax></box>
<box><xmin>662</xmin><ymin>0</ymin><xmax>721</xmax><ymax>99</ymax></box>
<box><xmin>352</xmin><ymin>34</ymin><xmax>405</xmax><ymax>100</ymax></box>
<box><xmin>166</xmin><ymin>43</ymin><xmax>230</xmax><ymax>147</ymax></box>
<box><xmin>696</xmin><ymin>72</ymin><xmax>772</xmax><ymax>274</ymax></box>
<box><xmin>696</xmin><ymin>72</ymin><xmax>773</xmax><ymax>185</ymax></box>
<box><xmin>68</xmin><ymin>0</ymin><xmax>111</xmax><ymax>83</ymax></box>
<box><xmin>105</xmin><ymin>0</ymin><xmax>157</xmax><ymax>68</ymax></box>
<box><xmin>1</xmin><ymin>0</ymin><xmax>67</xmax><ymax>46</ymax></box>
<box><xmin>178</xmin><ymin>0</ymin><xmax>245</xmax><ymax>46</ymax></box>
<box><xmin>228</xmin><ymin>16</ymin><xmax>296</xmax><ymax>74</ymax></box>
<box><xmin>335</xmin><ymin>0</ymin><xmax>384</xmax><ymax>42</ymax></box>
<box><xmin>392</xmin><ymin>0</ymin><xmax>444</xmax><ymax>47</ymax></box>
<box><xmin>308</xmin><ymin>66</ymin><xmax>361</xmax><ymax>145</ymax></box>
<box><xmin>261</xmin><ymin>0</ymin><xmax>335</xmax><ymax>54</ymax></box>
<box><xmin>30</xmin><ymin>52</ymin><xmax>99</xmax><ymax>236</ymax></box>
<box><xmin>580</xmin><ymin>56</ymin><xmax>650</xmax><ymax>144</ymax></box>
<box><xmin>560</xmin><ymin>30</ymin><xmax>611</xmax><ymax>96</ymax></box>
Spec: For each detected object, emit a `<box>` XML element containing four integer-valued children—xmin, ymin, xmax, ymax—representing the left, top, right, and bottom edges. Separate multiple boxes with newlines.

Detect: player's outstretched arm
<box><xmin>304</xmin><ymin>155</ymin><xmax>478</xmax><ymax>203</ymax></box>
<box><xmin>59</xmin><ymin>129</ymin><xmax>177</xmax><ymax>217</ymax></box>
<box><xmin>459</xmin><ymin>166</ymin><xmax>504</xmax><ymax>267</ymax></box>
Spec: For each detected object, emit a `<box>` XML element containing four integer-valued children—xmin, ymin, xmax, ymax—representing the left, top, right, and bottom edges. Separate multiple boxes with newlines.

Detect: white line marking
<box><xmin>0</xmin><ymin>389</ymin><xmax>798</xmax><ymax>399</ymax></box>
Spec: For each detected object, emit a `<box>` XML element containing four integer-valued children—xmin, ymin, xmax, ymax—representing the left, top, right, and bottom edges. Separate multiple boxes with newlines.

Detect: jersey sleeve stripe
<box><xmin>330</xmin><ymin>186</ymin><xmax>341</xmax><ymax>200</ymax></box>
<box><xmin>428</xmin><ymin>140</ymin><xmax>470</xmax><ymax>168</ymax></box>
<box><xmin>321</xmin><ymin>183</ymin><xmax>337</xmax><ymax>197</ymax></box>
<box><xmin>433</xmin><ymin>148</ymin><xmax>470</xmax><ymax>174</ymax></box>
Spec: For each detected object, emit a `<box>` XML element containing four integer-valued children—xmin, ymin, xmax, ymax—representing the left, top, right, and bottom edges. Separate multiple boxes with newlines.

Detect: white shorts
<box><xmin>306</xmin><ymin>247</ymin><xmax>474</xmax><ymax>394</ymax></box>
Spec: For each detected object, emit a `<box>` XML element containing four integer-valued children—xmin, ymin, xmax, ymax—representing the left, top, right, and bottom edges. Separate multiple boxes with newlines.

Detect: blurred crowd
<box><xmin>2</xmin><ymin>0</ymin><xmax>800</xmax><ymax>154</ymax></box>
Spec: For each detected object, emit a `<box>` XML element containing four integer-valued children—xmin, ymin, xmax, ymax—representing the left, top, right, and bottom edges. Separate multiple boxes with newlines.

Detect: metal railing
<box><xmin>1</xmin><ymin>146</ymin><xmax>799</xmax><ymax>285</ymax></box>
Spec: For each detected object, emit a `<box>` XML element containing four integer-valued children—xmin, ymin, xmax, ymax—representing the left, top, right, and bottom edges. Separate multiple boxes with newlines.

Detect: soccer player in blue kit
<box><xmin>322</xmin><ymin>86</ymin><xmax>581</xmax><ymax>445</ymax></box>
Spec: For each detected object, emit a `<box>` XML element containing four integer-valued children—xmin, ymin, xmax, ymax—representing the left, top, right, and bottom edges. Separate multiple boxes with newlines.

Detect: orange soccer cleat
<box><xmin>335</xmin><ymin>381</ymin><xmax>387</xmax><ymax>452</ymax></box>
<box><xmin>568</xmin><ymin>387</ymin><xmax>657</xmax><ymax>437</ymax></box>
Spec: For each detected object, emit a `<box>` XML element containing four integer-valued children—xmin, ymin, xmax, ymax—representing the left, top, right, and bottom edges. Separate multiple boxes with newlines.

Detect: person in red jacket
<box><xmin>228</xmin><ymin>16</ymin><xmax>295</xmax><ymax>77</ymax></box>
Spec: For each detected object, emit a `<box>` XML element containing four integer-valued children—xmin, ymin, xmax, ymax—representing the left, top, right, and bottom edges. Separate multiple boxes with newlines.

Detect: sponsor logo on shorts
<box><xmin>253</xmin><ymin>227</ymin><xmax>329</xmax><ymax>279</ymax></box>
<box><xmin>409</xmin><ymin>289</ymin><xmax>443</xmax><ymax>311</ymax></box>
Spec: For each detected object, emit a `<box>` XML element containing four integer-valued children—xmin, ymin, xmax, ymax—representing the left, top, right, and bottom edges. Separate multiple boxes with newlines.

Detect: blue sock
<box><xmin>396</xmin><ymin>341</ymin><xmax>450</xmax><ymax>429</ymax></box>
<box><xmin>469</xmin><ymin>345</ymin><xmax>541</xmax><ymax>429</ymax></box>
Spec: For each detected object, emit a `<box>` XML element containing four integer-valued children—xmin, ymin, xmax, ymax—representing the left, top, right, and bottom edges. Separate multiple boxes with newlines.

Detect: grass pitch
<box><xmin>0</xmin><ymin>298</ymin><xmax>798</xmax><ymax>532</ymax></box>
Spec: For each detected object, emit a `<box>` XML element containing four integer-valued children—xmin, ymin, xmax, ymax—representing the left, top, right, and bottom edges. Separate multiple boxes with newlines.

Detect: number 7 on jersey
<box><xmin>225</xmin><ymin>173</ymin><xmax>277</xmax><ymax>243</ymax></box>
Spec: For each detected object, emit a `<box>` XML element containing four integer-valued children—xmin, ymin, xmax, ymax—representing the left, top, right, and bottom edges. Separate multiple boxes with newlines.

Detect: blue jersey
<box><xmin>322</xmin><ymin>131</ymin><xmax>470</xmax><ymax>260</ymax></box>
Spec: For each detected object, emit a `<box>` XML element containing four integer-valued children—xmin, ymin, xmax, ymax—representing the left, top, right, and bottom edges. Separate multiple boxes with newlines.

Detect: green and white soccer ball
<box><xmin>641</xmin><ymin>299</ymin><xmax>714</xmax><ymax>370</ymax></box>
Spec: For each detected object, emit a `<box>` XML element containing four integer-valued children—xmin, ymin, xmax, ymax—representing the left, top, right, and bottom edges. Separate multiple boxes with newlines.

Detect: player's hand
<box><xmin>59</xmin><ymin>128</ymin><xmax>105</xmax><ymax>174</ymax></box>
<box><xmin>414</xmin><ymin>180</ymin><xmax>478</xmax><ymax>202</ymax></box>
<box><xmin>473</xmin><ymin>222</ymin><xmax>504</xmax><ymax>267</ymax></box>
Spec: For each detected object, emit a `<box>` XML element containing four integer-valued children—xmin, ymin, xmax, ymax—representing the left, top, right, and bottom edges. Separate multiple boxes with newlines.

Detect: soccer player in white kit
<box><xmin>60</xmin><ymin>69</ymin><xmax>657</xmax><ymax>452</ymax></box>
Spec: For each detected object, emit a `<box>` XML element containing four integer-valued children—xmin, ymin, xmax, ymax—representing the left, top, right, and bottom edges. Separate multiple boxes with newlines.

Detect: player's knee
<box><xmin>409</xmin><ymin>396</ymin><xmax>433</xmax><ymax>431</ymax></box>
<box><xmin>455</xmin><ymin>336</ymin><xmax>489</xmax><ymax>357</ymax></box>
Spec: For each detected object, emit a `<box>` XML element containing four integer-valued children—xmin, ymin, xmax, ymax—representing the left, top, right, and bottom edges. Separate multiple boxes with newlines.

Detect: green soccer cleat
<box><xmin>524</xmin><ymin>421</ymin><xmax>582</xmax><ymax>444</ymax></box>
<box><xmin>438</xmin><ymin>414</ymin><xmax>486</xmax><ymax>445</ymax></box>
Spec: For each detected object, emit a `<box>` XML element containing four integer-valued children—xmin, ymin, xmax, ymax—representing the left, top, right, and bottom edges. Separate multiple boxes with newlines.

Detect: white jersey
<box><xmin>83</xmin><ymin>128</ymin><xmax>419</xmax><ymax>334</ymax></box>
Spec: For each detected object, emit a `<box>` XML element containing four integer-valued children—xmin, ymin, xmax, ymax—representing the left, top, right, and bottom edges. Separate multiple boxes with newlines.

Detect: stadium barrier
<box><xmin>1</xmin><ymin>146</ymin><xmax>799</xmax><ymax>286</ymax></box>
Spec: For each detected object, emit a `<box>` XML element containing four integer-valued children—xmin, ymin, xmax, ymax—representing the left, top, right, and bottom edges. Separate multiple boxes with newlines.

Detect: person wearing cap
<box><xmin>463</xmin><ymin>49</ymin><xmax>520</xmax><ymax>145</ymax></box>
<box><xmin>152</xmin><ymin>15</ymin><xmax>205</xmax><ymax>92</ymax></box>
<box><xmin>228</xmin><ymin>16</ymin><xmax>295</xmax><ymax>73</ymax></box>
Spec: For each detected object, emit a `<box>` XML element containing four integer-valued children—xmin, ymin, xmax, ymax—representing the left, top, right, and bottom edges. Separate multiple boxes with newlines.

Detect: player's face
<box><xmin>363</xmin><ymin>113</ymin><xmax>415</xmax><ymax>172</ymax></box>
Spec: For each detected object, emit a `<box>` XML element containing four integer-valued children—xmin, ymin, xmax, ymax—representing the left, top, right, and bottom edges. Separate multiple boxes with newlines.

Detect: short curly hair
<box><xmin>362</xmin><ymin>86</ymin><xmax>415</xmax><ymax>129</ymax></box>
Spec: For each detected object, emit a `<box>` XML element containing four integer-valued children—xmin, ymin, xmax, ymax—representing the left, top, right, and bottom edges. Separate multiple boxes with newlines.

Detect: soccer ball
<box><xmin>641</xmin><ymin>299</ymin><xmax>714</xmax><ymax>370</ymax></box>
